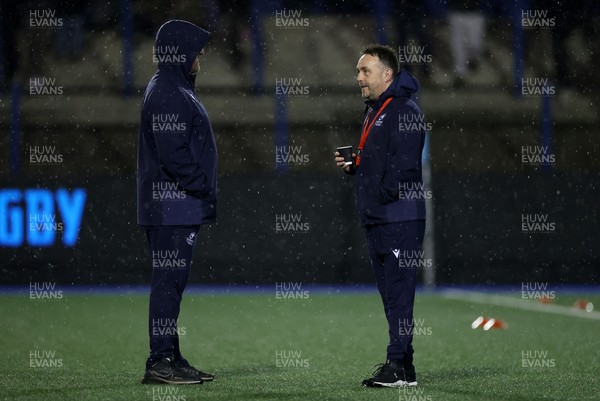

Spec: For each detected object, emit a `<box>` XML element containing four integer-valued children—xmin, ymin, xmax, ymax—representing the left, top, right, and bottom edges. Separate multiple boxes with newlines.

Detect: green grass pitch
<box><xmin>2</xmin><ymin>290</ymin><xmax>599</xmax><ymax>401</ymax></box>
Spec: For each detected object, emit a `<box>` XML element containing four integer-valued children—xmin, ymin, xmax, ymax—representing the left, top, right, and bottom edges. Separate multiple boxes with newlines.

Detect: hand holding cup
<box><xmin>335</xmin><ymin>146</ymin><xmax>356</xmax><ymax>173</ymax></box>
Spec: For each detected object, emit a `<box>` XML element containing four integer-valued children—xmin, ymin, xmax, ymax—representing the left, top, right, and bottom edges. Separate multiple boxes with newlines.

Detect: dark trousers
<box><xmin>365</xmin><ymin>221</ymin><xmax>425</xmax><ymax>362</ymax></box>
<box><xmin>145</xmin><ymin>226</ymin><xmax>199</xmax><ymax>369</ymax></box>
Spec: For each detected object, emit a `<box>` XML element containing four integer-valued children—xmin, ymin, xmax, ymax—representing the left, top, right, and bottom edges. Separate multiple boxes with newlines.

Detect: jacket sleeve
<box><xmin>379</xmin><ymin>103</ymin><xmax>425</xmax><ymax>204</ymax></box>
<box><xmin>151</xmin><ymin>92</ymin><xmax>212</xmax><ymax>198</ymax></box>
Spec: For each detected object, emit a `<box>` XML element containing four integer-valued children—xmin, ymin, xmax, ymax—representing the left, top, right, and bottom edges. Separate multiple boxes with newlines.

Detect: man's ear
<box><xmin>384</xmin><ymin>68</ymin><xmax>393</xmax><ymax>83</ymax></box>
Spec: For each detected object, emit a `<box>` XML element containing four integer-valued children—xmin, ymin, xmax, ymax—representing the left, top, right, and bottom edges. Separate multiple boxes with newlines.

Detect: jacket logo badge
<box><xmin>186</xmin><ymin>232</ymin><xmax>197</xmax><ymax>246</ymax></box>
<box><xmin>392</xmin><ymin>249</ymin><xmax>400</xmax><ymax>258</ymax></box>
<box><xmin>374</xmin><ymin>114</ymin><xmax>386</xmax><ymax>126</ymax></box>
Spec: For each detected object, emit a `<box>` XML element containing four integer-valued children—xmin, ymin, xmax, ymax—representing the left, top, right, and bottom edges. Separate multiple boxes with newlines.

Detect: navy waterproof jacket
<box><xmin>137</xmin><ymin>20</ymin><xmax>217</xmax><ymax>226</ymax></box>
<box><xmin>351</xmin><ymin>70</ymin><xmax>426</xmax><ymax>226</ymax></box>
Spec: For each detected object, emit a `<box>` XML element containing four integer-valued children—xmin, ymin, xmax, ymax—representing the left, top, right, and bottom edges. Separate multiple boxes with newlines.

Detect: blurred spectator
<box><xmin>220</xmin><ymin>0</ymin><xmax>250</xmax><ymax>70</ymax></box>
<box><xmin>393</xmin><ymin>0</ymin><xmax>432</xmax><ymax>82</ymax></box>
<box><xmin>448</xmin><ymin>0</ymin><xmax>485</xmax><ymax>87</ymax></box>
<box><xmin>534</xmin><ymin>0</ymin><xmax>593</xmax><ymax>92</ymax></box>
<box><xmin>0</xmin><ymin>0</ymin><xmax>20</xmax><ymax>90</ymax></box>
<box><xmin>54</xmin><ymin>1</ymin><xmax>87</xmax><ymax>59</ymax></box>
<box><xmin>14</xmin><ymin>1</ymin><xmax>55</xmax><ymax>84</ymax></box>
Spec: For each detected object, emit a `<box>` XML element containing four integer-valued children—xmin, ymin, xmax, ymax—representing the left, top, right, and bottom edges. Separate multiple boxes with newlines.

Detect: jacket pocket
<box><xmin>378</xmin><ymin>168</ymin><xmax>401</xmax><ymax>205</ymax></box>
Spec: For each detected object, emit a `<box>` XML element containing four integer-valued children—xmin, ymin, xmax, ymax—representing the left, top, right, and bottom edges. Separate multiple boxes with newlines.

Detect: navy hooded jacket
<box><xmin>137</xmin><ymin>20</ymin><xmax>217</xmax><ymax>226</ymax></box>
<box><xmin>351</xmin><ymin>70</ymin><xmax>426</xmax><ymax>226</ymax></box>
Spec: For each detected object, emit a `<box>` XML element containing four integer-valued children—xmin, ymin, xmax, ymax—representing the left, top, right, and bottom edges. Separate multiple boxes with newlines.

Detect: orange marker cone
<box><xmin>471</xmin><ymin>316</ymin><xmax>507</xmax><ymax>330</ymax></box>
<box><xmin>574</xmin><ymin>299</ymin><xmax>594</xmax><ymax>312</ymax></box>
<box><xmin>471</xmin><ymin>316</ymin><xmax>488</xmax><ymax>329</ymax></box>
<box><xmin>483</xmin><ymin>318</ymin><xmax>507</xmax><ymax>330</ymax></box>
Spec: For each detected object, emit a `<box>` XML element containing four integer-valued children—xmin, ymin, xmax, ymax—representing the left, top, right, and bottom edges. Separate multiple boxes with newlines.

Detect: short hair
<box><xmin>361</xmin><ymin>44</ymin><xmax>399</xmax><ymax>77</ymax></box>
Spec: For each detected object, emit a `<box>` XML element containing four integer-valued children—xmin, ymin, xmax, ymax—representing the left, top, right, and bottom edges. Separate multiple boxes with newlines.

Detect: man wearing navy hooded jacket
<box><xmin>137</xmin><ymin>20</ymin><xmax>217</xmax><ymax>385</ymax></box>
<box><xmin>335</xmin><ymin>45</ymin><xmax>426</xmax><ymax>388</ymax></box>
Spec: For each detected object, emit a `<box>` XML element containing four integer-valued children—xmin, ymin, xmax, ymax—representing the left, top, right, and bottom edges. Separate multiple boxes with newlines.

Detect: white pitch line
<box><xmin>440</xmin><ymin>289</ymin><xmax>600</xmax><ymax>321</ymax></box>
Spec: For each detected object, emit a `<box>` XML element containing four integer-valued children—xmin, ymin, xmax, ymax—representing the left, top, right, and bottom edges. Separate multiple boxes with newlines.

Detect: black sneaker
<box><xmin>173</xmin><ymin>359</ymin><xmax>214</xmax><ymax>382</ymax></box>
<box><xmin>141</xmin><ymin>357</ymin><xmax>203</xmax><ymax>385</ymax></box>
<box><xmin>403</xmin><ymin>361</ymin><xmax>418</xmax><ymax>386</ymax></box>
<box><xmin>362</xmin><ymin>360</ymin><xmax>409</xmax><ymax>388</ymax></box>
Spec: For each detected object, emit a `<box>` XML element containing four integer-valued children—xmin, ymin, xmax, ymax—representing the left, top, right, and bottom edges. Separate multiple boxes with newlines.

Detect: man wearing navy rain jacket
<box><xmin>335</xmin><ymin>45</ymin><xmax>426</xmax><ymax>388</ymax></box>
<box><xmin>137</xmin><ymin>19</ymin><xmax>217</xmax><ymax>385</ymax></box>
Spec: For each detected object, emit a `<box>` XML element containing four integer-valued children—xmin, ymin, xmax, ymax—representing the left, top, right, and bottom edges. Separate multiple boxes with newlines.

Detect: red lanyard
<box><xmin>356</xmin><ymin>97</ymin><xmax>393</xmax><ymax>166</ymax></box>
